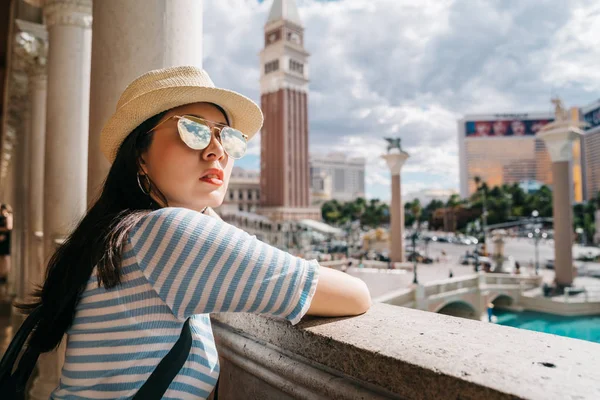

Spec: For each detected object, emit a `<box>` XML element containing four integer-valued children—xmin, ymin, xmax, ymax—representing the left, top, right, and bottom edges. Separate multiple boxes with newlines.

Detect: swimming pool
<box><xmin>493</xmin><ymin>309</ymin><xmax>600</xmax><ymax>343</ymax></box>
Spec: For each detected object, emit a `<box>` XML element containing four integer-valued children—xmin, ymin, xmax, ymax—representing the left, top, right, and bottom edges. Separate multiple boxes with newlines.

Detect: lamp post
<box><xmin>480</xmin><ymin>186</ymin><xmax>488</xmax><ymax>248</ymax></box>
<box><xmin>411</xmin><ymin>230</ymin><xmax>419</xmax><ymax>284</ymax></box>
<box><xmin>527</xmin><ymin>210</ymin><xmax>546</xmax><ymax>275</ymax></box>
<box><xmin>505</xmin><ymin>193</ymin><xmax>512</xmax><ymax>219</ymax></box>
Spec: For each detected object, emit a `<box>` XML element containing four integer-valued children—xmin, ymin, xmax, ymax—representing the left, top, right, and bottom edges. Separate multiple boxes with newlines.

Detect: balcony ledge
<box><xmin>211</xmin><ymin>303</ymin><xmax>599</xmax><ymax>400</ymax></box>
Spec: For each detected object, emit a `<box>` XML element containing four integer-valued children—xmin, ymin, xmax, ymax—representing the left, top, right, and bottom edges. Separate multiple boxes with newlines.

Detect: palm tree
<box><xmin>410</xmin><ymin>199</ymin><xmax>422</xmax><ymax>230</ymax></box>
<box><xmin>474</xmin><ymin>175</ymin><xmax>481</xmax><ymax>190</ymax></box>
<box><xmin>473</xmin><ymin>176</ymin><xmax>488</xmax><ymax>240</ymax></box>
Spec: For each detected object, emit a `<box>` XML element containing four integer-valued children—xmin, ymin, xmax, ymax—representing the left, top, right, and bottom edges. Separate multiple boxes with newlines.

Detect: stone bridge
<box><xmin>320</xmin><ymin>260</ymin><xmax>544</xmax><ymax>320</ymax></box>
<box><xmin>373</xmin><ymin>273</ymin><xmax>543</xmax><ymax>319</ymax></box>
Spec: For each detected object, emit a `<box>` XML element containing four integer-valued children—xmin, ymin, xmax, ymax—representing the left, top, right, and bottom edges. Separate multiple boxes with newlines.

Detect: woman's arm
<box><xmin>130</xmin><ymin>207</ymin><xmax>371</xmax><ymax>323</ymax></box>
<box><xmin>306</xmin><ymin>266</ymin><xmax>371</xmax><ymax>317</ymax></box>
<box><xmin>204</xmin><ymin>207</ymin><xmax>371</xmax><ymax>317</ymax></box>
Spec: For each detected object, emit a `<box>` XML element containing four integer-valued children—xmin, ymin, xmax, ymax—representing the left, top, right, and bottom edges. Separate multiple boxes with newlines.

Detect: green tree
<box><xmin>410</xmin><ymin>199</ymin><xmax>422</xmax><ymax>229</ymax></box>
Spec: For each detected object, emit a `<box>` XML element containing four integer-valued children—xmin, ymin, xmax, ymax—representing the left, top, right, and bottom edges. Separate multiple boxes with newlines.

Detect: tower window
<box><xmin>289</xmin><ymin>59</ymin><xmax>304</xmax><ymax>74</ymax></box>
<box><xmin>287</xmin><ymin>31</ymin><xmax>301</xmax><ymax>45</ymax></box>
<box><xmin>265</xmin><ymin>60</ymin><xmax>279</xmax><ymax>74</ymax></box>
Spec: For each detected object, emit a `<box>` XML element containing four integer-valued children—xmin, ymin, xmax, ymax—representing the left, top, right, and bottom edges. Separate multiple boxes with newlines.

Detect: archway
<box><xmin>436</xmin><ymin>301</ymin><xmax>478</xmax><ymax>320</ymax></box>
<box><xmin>491</xmin><ymin>294</ymin><xmax>514</xmax><ymax>309</ymax></box>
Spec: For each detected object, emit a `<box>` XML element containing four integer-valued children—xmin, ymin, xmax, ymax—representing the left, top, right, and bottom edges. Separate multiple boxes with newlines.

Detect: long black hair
<box><xmin>19</xmin><ymin>101</ymin><xmax>231</xmax><ymax>352</ymax></box>
<box><xmin>17</xmin><ymin>111</ymin><xmax>170</xmax><ymax>352</ymax></box>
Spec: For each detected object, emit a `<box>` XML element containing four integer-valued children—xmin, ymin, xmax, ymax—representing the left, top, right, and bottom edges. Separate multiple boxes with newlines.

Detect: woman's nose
<box><xmin>201</xmin><ymin>131</ymin><xmax>226</xmax><ymax>161</ymax></box>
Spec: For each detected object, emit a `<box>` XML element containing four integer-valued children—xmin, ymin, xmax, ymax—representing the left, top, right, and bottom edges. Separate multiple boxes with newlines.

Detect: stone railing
<box><xmin>483</xmin><ymin>273</ymin><xmax>543</xmax><ymax>287</ymax></box>
<box><xmin>319</xmin><ymin>259</ymin><xmax>413</xmax><ymax>271</ymax></box>
<box><xmin>424</xmin><ymin>275</ymin><xmax>479</xmax><ymax>297</ymax></box>
<box><xmin>211</xmin><ymin>304</ymin><xmax>599</xmax><ymax>399</ymax></box>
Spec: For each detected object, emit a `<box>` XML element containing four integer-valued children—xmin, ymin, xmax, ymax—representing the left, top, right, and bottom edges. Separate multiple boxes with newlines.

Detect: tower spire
<box><xmin>267</xmin><ymin>0</ymin><xmax>303</xmax><ymax>26</ymax></box>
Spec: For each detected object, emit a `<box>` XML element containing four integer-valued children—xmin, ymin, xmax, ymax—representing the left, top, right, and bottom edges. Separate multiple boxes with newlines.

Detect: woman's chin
<box><xmin>195</xmin><ymin>196</ymin><xmax>224</xmax><ymax>211</ymax></box>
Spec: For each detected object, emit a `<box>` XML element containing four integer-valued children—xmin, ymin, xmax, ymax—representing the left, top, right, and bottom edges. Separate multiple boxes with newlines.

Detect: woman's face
<box><xmin>139</xmin><ymin>102</ymin><xmax>234</xmax><ymax>212</ymax></box>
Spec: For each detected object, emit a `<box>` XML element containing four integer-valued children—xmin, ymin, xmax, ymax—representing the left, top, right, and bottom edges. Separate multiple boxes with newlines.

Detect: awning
<box><xmin>298</xmin><ymin>219</ymin><xmax>344</xmax><ymax>236</ymax></box>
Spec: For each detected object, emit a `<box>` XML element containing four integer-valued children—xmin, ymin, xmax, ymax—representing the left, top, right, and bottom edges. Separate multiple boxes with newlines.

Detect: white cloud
<box><xmin>204</xmin><ymin>0</ymin><xmax>599</xmax><ymax>198</ymax></box>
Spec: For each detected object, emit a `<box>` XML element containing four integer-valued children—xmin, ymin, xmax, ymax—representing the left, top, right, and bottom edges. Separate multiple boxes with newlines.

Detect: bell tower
<box><xmin>258</xmin><ymin>0</ymin><xmax>320</xmax><ymax>221</ymax></box>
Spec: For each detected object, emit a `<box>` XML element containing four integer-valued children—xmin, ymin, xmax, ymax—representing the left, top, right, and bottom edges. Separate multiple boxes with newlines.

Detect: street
<box><xmin>423</xmin><ymin>237</ymin><xmax>600</xmax><ymax>267</ymax></box>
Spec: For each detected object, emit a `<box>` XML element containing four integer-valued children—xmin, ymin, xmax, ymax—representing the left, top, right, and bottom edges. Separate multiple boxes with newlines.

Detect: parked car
<box><xmin>576</xmin><ymin>252</ymin><xmax>597</xmax><ymax>262</ymax></box>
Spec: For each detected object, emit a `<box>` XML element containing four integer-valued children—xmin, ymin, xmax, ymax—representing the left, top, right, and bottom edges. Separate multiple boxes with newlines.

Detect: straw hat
<box><xmin>100</xmin><ymin>66</ymin><xmax>264</xmax><ymax>163</ymax></box>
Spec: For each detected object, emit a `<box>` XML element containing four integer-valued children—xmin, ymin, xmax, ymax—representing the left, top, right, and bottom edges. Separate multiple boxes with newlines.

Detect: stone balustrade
<box><xmin>211</xmin><ymin>303</ymin><xmax>599</xmax><ymax>400</ymax></box>
<box><xmin>319</xmin><ymin>259</ymin><xmax>413</xmax><ymax>271</ymax></box>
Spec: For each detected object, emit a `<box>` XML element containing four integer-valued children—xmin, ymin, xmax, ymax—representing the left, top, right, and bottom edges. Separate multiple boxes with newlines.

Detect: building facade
<box><xmin>258</xmin><ymin>0</ymin><xmax>320</xmax><ymax>221</ymax></box>
<box><xmin>220</xmin><ymin>167</ymin><xmax>261</xmax><ymax>213</ymax></box>
<box><xmin>458</xmin><ymin>111</ymin><xmax>584</xmax><ymax>203</ymax></box>
<box><xmin>309</xmin><ymin>152</ymin><xmax>366</xmax><ymax>204</ymax></box>
<box><xmin>581</xmin><ymin>100</ymin><xmax>600</xmax><ymax>201</ymax></box>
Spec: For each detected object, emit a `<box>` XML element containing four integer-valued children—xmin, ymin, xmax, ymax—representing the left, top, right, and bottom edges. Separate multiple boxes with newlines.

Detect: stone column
<box><xmin>538</xmin><ymin>124</ymin><xmax>582</xmax><ymax>287</ymax></box>
<box><xmin>29</xmin><ymin>1</ymin><xmax>92</xmax><ymax>399</ymax></box>
<box><xmin>382</xmin><ymin>150</ymin><xmax>409</xmax><ymax>263</ymax></box>
<box><xmin>3</xmin><ymin>22</ymin><xmax>47</xmax><ymax>310</ymax></box>
<box><xmin>551</xmin><ymin>160</ymin><xmax>574</xmax><ymax>285</ymax></box>
<box><xmin>27</xmin><ymin>67</ymin><xmax>47</xmax><ymax>295</ymax></box>
<box><xmin>87</xmin><ymin>0</ymin><xmax>204</xmax><ymax>203</ymax></box>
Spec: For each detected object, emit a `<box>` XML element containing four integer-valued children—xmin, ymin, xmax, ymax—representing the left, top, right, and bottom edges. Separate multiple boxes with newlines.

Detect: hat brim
<box><xmin>100</xmin><ymin>86</ymin><xmax>263</xmax><ymax>163</ymax></box>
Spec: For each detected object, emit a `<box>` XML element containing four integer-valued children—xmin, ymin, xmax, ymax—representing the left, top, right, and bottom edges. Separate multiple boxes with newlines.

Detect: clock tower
<box><xmin>259</xmin><ymin>0</ymin><xmax>320</xmax><ymax>221</ymax></box>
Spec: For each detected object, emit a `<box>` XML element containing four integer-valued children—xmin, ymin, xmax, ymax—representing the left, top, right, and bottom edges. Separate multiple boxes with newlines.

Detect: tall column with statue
<box><xmin>537</xmin><ymin>98</ymin><xmax>585</xmax><ymax>288</ymax></box>
<box><xmin>382</xmin><ymin>138</ymin><xmax>409</xmax><ymax>263</ymax></box>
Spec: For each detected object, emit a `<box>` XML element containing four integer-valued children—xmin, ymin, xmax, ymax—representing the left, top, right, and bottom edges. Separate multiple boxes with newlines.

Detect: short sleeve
<box><xmin>128</xmin><ymin>207</ymin><xmax>319</xmax><ymax>324</ymax></box>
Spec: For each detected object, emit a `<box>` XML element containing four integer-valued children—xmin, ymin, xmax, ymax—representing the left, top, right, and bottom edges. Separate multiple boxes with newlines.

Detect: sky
<box><xmin>203</xmin><ymin>0</ymin><xmax>600</xmax><ymax>202</ymax></box>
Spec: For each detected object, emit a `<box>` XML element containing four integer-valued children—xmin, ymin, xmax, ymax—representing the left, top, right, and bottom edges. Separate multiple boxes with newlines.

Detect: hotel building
<box><xmin>581</xmin><ymin>99</ymin><xmax>600</xmax><ymax>201</ymax></box>
<box><xmin>458</xmin><ymin>111</ymin><xmax>584</xmax><ymax>203</ymax></box>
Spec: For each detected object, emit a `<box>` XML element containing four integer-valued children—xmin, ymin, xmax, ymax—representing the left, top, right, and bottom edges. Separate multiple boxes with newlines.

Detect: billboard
<box><xmin>465</xmin><ymin>118</ymin><xmax>553</xmax><ymax>138</ymax></box>
<box><xmin>583</xmin><ymin>106</ymin><xmax>600</xmax><ymax>131</ymax></box>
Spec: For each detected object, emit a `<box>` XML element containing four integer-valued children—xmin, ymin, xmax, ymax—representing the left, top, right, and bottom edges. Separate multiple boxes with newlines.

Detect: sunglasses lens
<box><xmin>220</xmin><ymin>127</ymin><xmax>247</xmax><ymax>159</ymax></box>
<box><xmin>177</xmin><ymin>117</ymin><xmax>212</xmax><ymax>150</ymax></box>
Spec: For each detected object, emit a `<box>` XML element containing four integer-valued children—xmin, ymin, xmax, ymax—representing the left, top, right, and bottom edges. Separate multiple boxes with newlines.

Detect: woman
<box><xmin>0</xmin><ymin>204</ymin><xmax>12</xmax><ymax>298</ymax></box>
<box><xmin>18</xmin><ymin>66</ymin><xmax>371</xmax><ymax>399</ymax></box>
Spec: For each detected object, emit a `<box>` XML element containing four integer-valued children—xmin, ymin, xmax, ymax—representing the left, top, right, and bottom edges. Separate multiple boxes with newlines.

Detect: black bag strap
<box><xmin>133</xmin><ymin>318</ymin><xmax>193</xmax><ymax>399</ymax></box>
<box><xmin>1</xmin><ymin>312</ymin><xmax>212</xmax><ymax>400</ymax></box>
<box><xmin>0</xmin><ymin>307</ymin><xmax>42</xmax><ymax>374</ymax></box>
<box><xmin>0</xmin><ymin>307</ymin><xmax>43</xmax><ymax>399</ymax></box>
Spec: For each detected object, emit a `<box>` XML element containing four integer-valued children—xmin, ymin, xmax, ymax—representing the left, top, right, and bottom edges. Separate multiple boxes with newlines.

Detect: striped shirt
<box><xmin>51</xmin><ymin>207</ymin><xmax>319</xmax><ymax>399</ymax></box>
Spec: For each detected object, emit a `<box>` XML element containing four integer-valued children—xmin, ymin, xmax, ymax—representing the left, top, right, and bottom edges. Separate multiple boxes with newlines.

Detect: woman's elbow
<box><xmin>351</xmin><ymin>279</ymin><xmax>372</xmax><ymax>315</ymax></box>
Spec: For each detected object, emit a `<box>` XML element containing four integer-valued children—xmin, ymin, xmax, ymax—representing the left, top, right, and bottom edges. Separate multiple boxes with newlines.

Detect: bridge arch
<box><xmin>434</xmin><ymin>300</ymin><xmax>478</xmax><ymax>320</ymax></box>
<box><xmin>489</xmin><ymin>293</ymin><xmax>515</xmax><ymax>308</ymax></box>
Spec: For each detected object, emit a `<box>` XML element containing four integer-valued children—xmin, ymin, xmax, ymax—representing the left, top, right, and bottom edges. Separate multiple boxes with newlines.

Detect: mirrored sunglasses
<box><xmin>175</xmin><ymin>115</ymin><xmax>248</xmax><ymax>160</ymax></box>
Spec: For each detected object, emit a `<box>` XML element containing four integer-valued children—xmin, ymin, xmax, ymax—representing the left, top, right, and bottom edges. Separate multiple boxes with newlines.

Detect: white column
<box><xmin>27</xmin><ymin>69</ymin><xmax>47</xmax><ymax>295</ymax></box>
<box><xmin>538</xmin><ymin>123</ymin><xmax>583</xmax><ymax>287</ymax></box>
<box><xmin>382</xmin><ymin>150</ymin><xmax>409</xmax><ymax>263</ymax></box>
<box><xmin>11</xmin><ymin>114</ymin><xmax>29</xmax><ymax>303</ymax></box>
<box><xmin>3</xmin><ymin>25</ymin><xmax>47</xmax><ymax>312</ymax></box>
<box><xmin>30</xmin><ymin>1</ymin><xmax>92</xmax><ymax>399</ymax></box>
<box><xmin>87</xmin><ymin>0</ymin><xmax>204</xmax><ymax>203</ymax></box>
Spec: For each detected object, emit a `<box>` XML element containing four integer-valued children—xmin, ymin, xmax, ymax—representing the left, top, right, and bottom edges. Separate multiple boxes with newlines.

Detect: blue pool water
<box><xmin>494</xmin><ymin>309</ymin><xmax>600</xmax><ymax>343</ymax></box>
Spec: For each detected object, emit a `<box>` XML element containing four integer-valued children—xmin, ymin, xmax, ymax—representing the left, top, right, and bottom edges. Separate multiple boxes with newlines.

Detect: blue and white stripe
<box><xmin>52</xmin><ymin>207</ymin><xmax>319</xmax><ymax>399</ymax></box>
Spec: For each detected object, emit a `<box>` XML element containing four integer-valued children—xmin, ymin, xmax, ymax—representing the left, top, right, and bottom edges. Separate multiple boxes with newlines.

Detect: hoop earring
<box><xmin>137</xmin><ymin>173</ymin><xmax>151</xmax><ymax>196</ymax></box>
